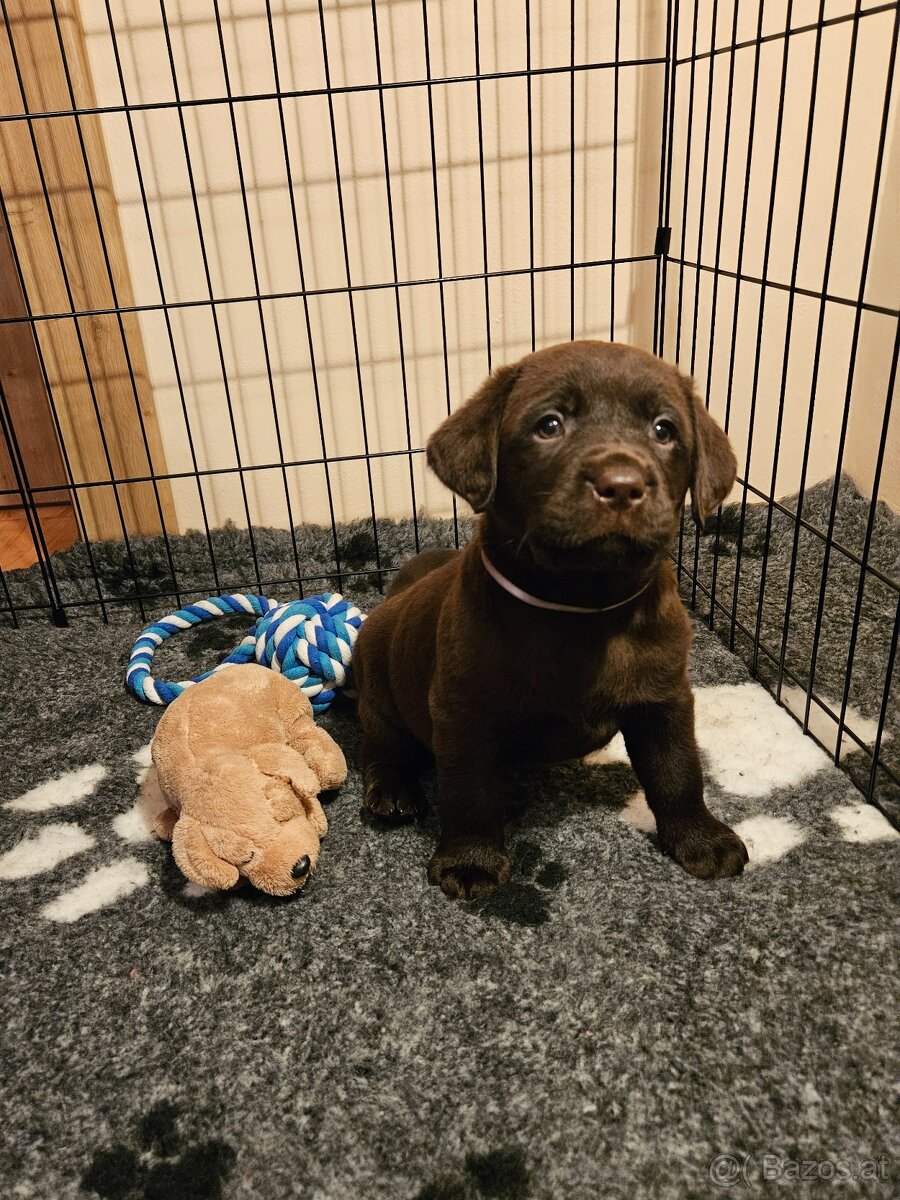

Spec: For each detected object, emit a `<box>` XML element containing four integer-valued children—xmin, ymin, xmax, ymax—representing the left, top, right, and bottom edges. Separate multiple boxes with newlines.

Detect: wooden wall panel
<box><xmin>0</xmin><ymin>207</ymin><xmax>71</xmax><ymax>508</ymax></box>
<box><xmin>0</xmin><ymin>0</ymin><xmax>175</xmax><ymax>540</ymax></box>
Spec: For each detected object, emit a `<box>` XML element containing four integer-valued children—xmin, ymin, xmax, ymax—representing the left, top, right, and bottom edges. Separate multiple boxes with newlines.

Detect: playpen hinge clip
<box><xmin>654</xmin><ymin>226</ymin><xmax>672</xmax><ymax>255</ymax></box>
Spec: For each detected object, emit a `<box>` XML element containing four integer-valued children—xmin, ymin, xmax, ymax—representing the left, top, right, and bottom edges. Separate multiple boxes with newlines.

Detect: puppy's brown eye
<box><xmin>534</xmin><ymin>413</ymin><xmax>564</xmax><ymax>440</ymax></box>
<box><xmin>652</xmin><ymin>419</ymin><xmax>677</xmax><ymax>444</ymax></box>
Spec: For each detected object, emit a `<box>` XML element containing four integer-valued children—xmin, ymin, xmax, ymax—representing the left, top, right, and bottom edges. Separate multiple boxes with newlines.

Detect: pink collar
<box><xmin>479</xmin><ymin>549</ymin><xmax>653</xmax><ymax>614</ymax></box>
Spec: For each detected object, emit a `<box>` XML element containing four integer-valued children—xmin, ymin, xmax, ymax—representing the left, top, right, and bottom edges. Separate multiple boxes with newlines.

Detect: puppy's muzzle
<box><xmin>584</xmin><ymin>452</ymin><xmax>653</xmax><ymax>511</ymax></box>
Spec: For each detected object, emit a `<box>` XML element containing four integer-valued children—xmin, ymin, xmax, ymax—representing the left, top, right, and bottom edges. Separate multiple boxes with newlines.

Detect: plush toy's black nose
<box><xmin>291</xmin><ymin>856</ymin><xmax>311</xmax><ymax>880</ymax></box>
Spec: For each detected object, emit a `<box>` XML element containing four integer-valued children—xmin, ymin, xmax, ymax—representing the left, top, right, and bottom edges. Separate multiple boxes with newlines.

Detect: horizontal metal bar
<box><xmin>0</xmin><ymin>56</ymin><xmax>667</xmax><ymax>126</ymax></box>
<box><xmin>3</xmin><ymin>446</ymin><xmax>424</xmax><ymax>496</ymax></box>
<box><xmin>675</xmin><ymin>2</ymin><xmax>900</xmax><ymax>68</ymax></box>
<box><xmin>0</xmin><ymin>254</ymin><xmax>656</xmax><ymax>327</ymax></box>
<box><xmin>669</xmin><ymin>256</ymin><xmax>900</xmax><ymax>320</ymax></box>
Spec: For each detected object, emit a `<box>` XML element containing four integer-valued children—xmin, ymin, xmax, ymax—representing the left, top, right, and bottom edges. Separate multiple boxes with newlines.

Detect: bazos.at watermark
<box><xmin>707</xmin><ymin>1152</ymin><xmax>891</xmax><ymax>1188</ymax></box>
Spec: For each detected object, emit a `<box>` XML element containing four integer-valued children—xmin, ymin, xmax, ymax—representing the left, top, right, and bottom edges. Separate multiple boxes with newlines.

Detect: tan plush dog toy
<box><xmin>149</xmin><ymin>664</ymin><xmax>347</xmax><ymax>895</ymax></box>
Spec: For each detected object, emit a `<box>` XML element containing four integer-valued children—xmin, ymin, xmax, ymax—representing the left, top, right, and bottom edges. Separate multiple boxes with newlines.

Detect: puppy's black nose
<box><xmin>588</xmin><ymin>459</ymin><xmax>647</xmax><ymax>509</ymax></box>
<box><xmin>291</xmin><ymin>855</ymin><xmax>311</xmax><ymax>880</ymax></box>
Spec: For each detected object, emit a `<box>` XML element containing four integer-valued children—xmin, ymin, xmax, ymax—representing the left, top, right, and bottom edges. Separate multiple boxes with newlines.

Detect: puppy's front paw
<box><xmin>362</xmin><ymin>765</ymin><xmax>425</xmax><ymax>822</ymax></box>
<box><xmin>659</xmin><ymin>813</ymin><xmax>748</xmax><ymax>880</ymax></box>
<box><xmin>427</xmin><ymin>840</ymin><xmax>512</xmax><ymax>900</ymax></box>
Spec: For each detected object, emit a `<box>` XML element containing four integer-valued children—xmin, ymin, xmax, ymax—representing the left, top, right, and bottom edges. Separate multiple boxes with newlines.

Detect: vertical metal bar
<box><xmin>0</xmin><ymin>0</ymin><xmax>143</xmax><ymax>617</ymax></box>
<box><xmin>315</xmin><ymin>0</ymin><xmax>384</xmax><ymax>582</ymax></box>
<box><xmin>526</xmin><ymin>0</ymin><xmax>536</xmax><ymax>352</ymax></box>
<box><xmin>775</xmin><ymin>0</ymin><xmax>864</xmax><ymax>715</ymax></box>
<box><xmin>653</xmin><ymin>0</ymin><xmax>680</xmax><ymax>359</ymax></box>
<box><xmin>0</xmin><ymin>558</ymin><xmax>16</xmax><ymax>627</ymax></box>
<box><xmin>0</xmin><ymin>377</ymin><xmax>66</xmax><ymax>624</ymax></box>
<box><xmin>370</xmin><ymin>0</ymin><xmax>419</xmax><ymax>553</ymax></box>
<box><xmin>671</xmin><ymin>0</ymin><xmax>700</xmax><ymax>584</ymax></box>
<box><xmin>210</xmin><ymin>0</ymin><xmax>304</xmax><ymax>592</ymax></box>
<box><xmin>672</xmin><ymin>0</ymin><xmax>700</xmax><ymax>369</ymax></box>
<box><xmin>750</xmin><ymin>0</ymin><xmax>828</xmax><ymax>677</ymax></box>
<box><xmin>686</xmin><ymin>0</ymin><xmax>720</xmax><ymax>380</ymax></box>
<box><xmin>264</xmin><ymin>0</ymin><xmax>342</xmax><ymax>581</ymax></box>
<box><xmin>569</xmin><ymin>0</ymin><xmax>576</xmax><ymax>342</ymax></box>
<box><xmin>103</xmin><ymin>0</ymin><xmax>221</xmax><ymax>596</ymax></box>
<box><xmin>707</xmin><ymin>0</ymin><xmax>767</xmax><ymax>641</ymax></box>
<box><xmin>693</xmin><ymin>0</ymin><xmax>740</xmax><ymax>626</ymax></box>
<box><xmin>421</xmin><ymin>0</ymin><xmax>459</xmax><ymax>547</ymax></box>
<box><xmin>686</xmin><ymin>0</ymin><xmax>721</xmax><ymax>608</ymax></box>
<box><xmin>727</xmin><ymin>0</ymin><xmax>795</xmax><ymax>659</ymax></box>
<box><xmin>158</xmin><ymin>0</ymin><xmax>264</xmax><ymax>594</ymax></box>
<box><xmin>867</xmin><ymin>591</ymin><xmax>899</xmax><ymax>805</ymax></box>
<box><xmin>610</xmin><ymin>0</ymin><xmax>620</xmax><ymax>341</ymax></box>
<box><xmin>472</xmin><ymin>0</ymin><xmax>493</xmax><ymax>372</ymax></box>
<box><xmin>802</xmin><ymin>4</ymin><xmax>899</xmax><ymax>741</ymax></box>
<box><xmin>835</xmin><ymin>320</ymin><xmax>898</xmax><ymax>766</ymax></box>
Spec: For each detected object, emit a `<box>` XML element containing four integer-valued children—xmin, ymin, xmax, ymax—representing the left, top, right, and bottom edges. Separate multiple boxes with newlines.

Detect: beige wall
<box><xmin>76</xmin><ymin>0</ymin><xmax>897</xmax><ymax>533</ymax></box>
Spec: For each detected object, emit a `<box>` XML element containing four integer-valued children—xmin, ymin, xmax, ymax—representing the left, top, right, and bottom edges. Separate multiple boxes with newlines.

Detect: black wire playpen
<box><xmin>0</xmin><ymin>0</ymin><xmax>897</xmax><ymax>823</ymax></box>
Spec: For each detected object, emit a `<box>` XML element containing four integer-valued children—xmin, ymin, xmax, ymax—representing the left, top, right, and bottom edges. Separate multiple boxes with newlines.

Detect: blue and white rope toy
<box><xmin>126</xmin><ymin>592</ymin><xmax>365</xmax><ymax>715</ymax></box>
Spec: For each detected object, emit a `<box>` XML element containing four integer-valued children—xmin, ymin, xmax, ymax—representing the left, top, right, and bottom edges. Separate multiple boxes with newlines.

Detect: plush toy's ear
<box><xmin>171</xmin><ymin>816</ymin><xmax>242</xmax><ymax>890</ymax></box>
<box><xmin>202</xmin><ymin>825</ymin><xmax>256</xmax><ymax>867</ymax></box>
<box><xmin>426</xmin><ymin>363</ymin><xmax>520</xmax><ymax>511</ymax></box>
<box><xmin>249</xmin><ymin>743</ymin><xmax>320</xmax><ymax>801</ymax></box>
<box><xmin>247</xmin><ymin>744</ymin><xmax>330</xmax><ymax>834</ymax></box>
<box><xmin>684</xmin><ymin>377</ymin><xmax>737</xmax><ymax>528</ymax></box>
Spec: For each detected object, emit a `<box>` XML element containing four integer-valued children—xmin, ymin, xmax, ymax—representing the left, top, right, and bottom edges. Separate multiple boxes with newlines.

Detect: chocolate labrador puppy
<box><xmin>353</xmin><ymin>340</ymin><xmax>748</xmax><ymax>900</ymax></box>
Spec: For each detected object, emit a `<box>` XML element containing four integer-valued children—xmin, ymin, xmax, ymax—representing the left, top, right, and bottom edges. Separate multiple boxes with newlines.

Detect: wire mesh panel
<box><xmin>660</xmin><ymin>0</ymin><xmax>899</xmax><ymax>816</ymax></box>
<box><xmin>0</xmin><ymin>0</ymin><xmax>897</xmax><ymax>821</ymax></box>
<box><xmin>0</xmin><ymin>0</ymin><xmax>667</xmax><ymax>608</ymax></box>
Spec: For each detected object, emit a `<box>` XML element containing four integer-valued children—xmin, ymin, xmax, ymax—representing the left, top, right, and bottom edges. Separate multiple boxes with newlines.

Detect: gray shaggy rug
<box><xmin>1</xmin><ymin>484</ymin><xmax>898</xmax><ymax>1199</ymax></box>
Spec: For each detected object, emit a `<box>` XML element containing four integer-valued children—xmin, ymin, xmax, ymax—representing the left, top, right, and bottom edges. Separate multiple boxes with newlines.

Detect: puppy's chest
<box><xmin>498</xmin><ymin>636</ymin><xmax>669</xmax><ymax>762</ymax></box>
<box><xmin>508</xmin><ymin>624</ymin><xmax>668</xmax><ymax>711</ymax></box>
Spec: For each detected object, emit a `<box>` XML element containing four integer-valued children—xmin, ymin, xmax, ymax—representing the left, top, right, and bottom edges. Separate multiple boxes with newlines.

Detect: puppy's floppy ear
<box><xmin>683</xmin><ymin>376</ymin><xmax>737</xmax><ymax>528</ymax></box>
<box><xmin>426</xmin><ymin>363</ymin><xmax>520</xmax><ymax>512</ymax></box>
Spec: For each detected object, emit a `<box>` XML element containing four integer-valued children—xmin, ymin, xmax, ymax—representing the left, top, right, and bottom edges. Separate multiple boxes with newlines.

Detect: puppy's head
<box><xmin>427</xmin><ymin>341</ymin><xmax>736</xmax><ymax>571</ymax></box>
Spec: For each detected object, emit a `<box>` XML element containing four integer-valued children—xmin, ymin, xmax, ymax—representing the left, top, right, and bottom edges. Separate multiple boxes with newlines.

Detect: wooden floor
<box><xmin>0</xmin><ymin>505</ymin><xmax>80</xmax><ymax>571</ymax></box>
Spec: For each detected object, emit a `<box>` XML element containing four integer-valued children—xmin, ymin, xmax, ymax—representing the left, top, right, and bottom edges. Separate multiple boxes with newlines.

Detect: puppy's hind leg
<box><xmin>360</xmin><ymin>709</ymin><xmax>428</xmax><ymax>823</ymax></box>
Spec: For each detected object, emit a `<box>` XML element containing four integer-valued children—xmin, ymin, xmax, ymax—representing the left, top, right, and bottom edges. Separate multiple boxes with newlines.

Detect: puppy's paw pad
<box><xmin>430</xmin><ymin>864</ymin><xmax>506</xmax><ymax>901</ymax></box>
<box><xmin>361</xmin><ymin>773</ymin><xmax>424</xmax><ymax>823</ymax></box>
<box><xmin>427</xmin><ymin>845</ymin><xmax>511</xmax><ymax>901</ymax></box>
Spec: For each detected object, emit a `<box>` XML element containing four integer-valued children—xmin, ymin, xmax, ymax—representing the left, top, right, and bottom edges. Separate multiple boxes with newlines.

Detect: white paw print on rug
<box><xmin>589</xmin><ymin>682</ymin><xmax>899</xmax><ymax>869</ymax></box>
<box><xmin>0</xmin><ymin>745</ymin><xmax>157</xmax><ymax>922</ymax></box>
<box><xmin>4</xmin><ymin>763</ymin><xmax>108</xmax><ymax>812</ymax></box>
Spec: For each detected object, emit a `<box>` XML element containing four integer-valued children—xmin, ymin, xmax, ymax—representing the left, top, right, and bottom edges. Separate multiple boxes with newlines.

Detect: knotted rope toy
<box><xmin>126</xmin><ymin>592</ymin><xmax>365</xmax><ymax>714</ymax></box>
